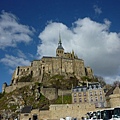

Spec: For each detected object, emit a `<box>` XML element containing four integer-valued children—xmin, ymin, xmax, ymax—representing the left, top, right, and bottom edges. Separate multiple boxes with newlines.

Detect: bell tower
<box><xmin>56</xmin><ymin>34</ymin><xmax>64</xmax><ymax>57</ymax></box>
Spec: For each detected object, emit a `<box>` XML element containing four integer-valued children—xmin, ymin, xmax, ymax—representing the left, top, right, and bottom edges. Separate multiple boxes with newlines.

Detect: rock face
<box><xmin>0</xmin><ymin>83</ymin><xmax>52</xmax><ymax>119</ymax></box>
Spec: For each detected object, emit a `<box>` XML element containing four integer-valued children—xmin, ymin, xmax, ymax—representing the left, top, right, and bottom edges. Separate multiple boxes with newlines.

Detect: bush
<box><xmin>19</xmin><ymin>74</ymin><xmax>32</xmax><ymax>82</ymax></box>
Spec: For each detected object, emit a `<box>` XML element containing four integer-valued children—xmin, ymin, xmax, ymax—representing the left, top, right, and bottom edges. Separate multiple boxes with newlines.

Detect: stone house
<box><xmin>72</xmin><ymin>82</ymin><xmax>106</xmax><ymax>108</ymax></box>
<box><xmin>105</xmin><ymin>85</ymin><xmax>120</xmax><ymax>108</ymax></box>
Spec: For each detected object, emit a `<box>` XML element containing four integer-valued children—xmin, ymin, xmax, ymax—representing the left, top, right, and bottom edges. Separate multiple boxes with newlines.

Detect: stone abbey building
<box><xmin>11</xmin><ymin>35</ymin><xmax>93</xmax><ymax>85</ymax></box>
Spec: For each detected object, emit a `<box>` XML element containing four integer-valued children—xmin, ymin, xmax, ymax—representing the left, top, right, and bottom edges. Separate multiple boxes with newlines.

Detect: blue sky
<box><xmin>0</xmin><ymin>0</ymin><xmax>120</xmax><ymax>91</ymax></box>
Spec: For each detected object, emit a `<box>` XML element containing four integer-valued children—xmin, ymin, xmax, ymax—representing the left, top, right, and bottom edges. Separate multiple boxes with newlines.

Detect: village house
<box><xmin>72</xmin><ymin>82</ymin><xmax>106</xmax><ymax>108</ymax></box>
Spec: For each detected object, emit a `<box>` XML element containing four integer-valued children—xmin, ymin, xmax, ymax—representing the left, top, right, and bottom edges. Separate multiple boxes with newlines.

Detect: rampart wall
<box><xmin>11</xmin><ymin>56</ymin><xmax>92</xmax><ymax>85</ymax></box>
<box><xmin>4</xmin><ymin>82</ymin><xmax>32</xmax><ymax>93</ymax></box>
<box><xmin>20</xmin><ymin>104</ymin><xmax>95</xmax><ymax>120</ymax></box>
<box><xmin>3</xmin><ymin>82</ymin><xmax>58</xmax><ymax>100</ymax></box>
<box><xmin>41</xmin><ymin>88</ymin><xmax>58</xmax><ymax>100</ymax></box>
<box><xmin>109</xmin><ymin>94</ymin><xmax>120</xmax><ymax>108</ymax></box>
<box><xmin>49</xmin><ymin>103</ymin><xmax>95</xmax><ymax>119</ymax></box>
<box><xmin>58</xmin><ymin>89</ymin><xmax>71</xmax><ymax>96</ymax></box>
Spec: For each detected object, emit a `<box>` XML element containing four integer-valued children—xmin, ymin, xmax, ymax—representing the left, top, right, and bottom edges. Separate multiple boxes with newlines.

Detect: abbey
<box><xmin>11</xmin><ymin>35</ymin><xmax>93</xmax><ymax>85</ymax></box>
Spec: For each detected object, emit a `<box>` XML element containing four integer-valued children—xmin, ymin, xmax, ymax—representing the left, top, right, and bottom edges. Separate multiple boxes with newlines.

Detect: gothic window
<box><xmin>31</xmin><ymin>71</ymin><xmax>33</xmax><ymax>76</ymax></box>
<box><xmin>43</xmin><ymin>67</ymin><xmax>45</xmax><ymax>70</ymax></box>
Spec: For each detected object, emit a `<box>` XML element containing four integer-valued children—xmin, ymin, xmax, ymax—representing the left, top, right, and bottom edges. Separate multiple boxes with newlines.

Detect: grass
<box><xmin>54</xmin><ymin>95</ymin><xmax>72</xmax><ymax>104</ymax></box>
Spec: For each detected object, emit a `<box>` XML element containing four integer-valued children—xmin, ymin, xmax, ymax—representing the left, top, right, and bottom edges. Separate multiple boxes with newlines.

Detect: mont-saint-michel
<box><xmin>2</xmin><ymin>35</ymin><xmax>93</xmax><ymax>93</ymax></box>
<box><xmin>0</xmin><ymin>36</ymin><xmax>120</xmax><ymax>120</ymax></box>
<box><xmin>1</xmin><ymin>1</ymin><xmax>120</xmax><ymax>120</ymax></box>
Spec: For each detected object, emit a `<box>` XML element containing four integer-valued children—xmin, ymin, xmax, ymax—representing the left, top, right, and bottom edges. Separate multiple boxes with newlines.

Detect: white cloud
<box><xmin>17</xmin><ymin>50</ymin><xmax>27</xmax><ymax>59</ymax></box>
<box><xmin>105</xmin><ymin>76</ymin><xmax>120</xmax><ymax>85</ymax></box>
<box><xmin>93</xmin><ymin>5</ymin><xmax>102</xmax><ymax>15</ymax></box>
<box><xmin>0</xmin><ymin>11</ymin><xmax>34</xmax><ymax>49</ymax></box>
<box><xmin>0</xmin><ymin>54</ymin><xmax>30</xmax><ymax>69</ymax></box>
<box><xmin>37</xmin><ymin>18</ymin><xmax>120</xmax><ymax>84</ymax></box>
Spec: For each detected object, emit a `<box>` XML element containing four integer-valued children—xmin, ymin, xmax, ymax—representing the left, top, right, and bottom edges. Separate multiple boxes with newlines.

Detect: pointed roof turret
<box><xmin>57</xmin><ymin>34</ymin><xmax>64</xmax><ymax>50</ymax></box>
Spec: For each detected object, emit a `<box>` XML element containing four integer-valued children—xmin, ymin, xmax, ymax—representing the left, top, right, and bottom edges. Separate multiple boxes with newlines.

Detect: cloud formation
<box><xmin>0</xmin><ymin>11</ymin><xmax>34</xmax><ymax>49</ymax></box>
<box><xmin>93</xmin><ymin>5</ymin><xmax>102</xmax><ymax>14</ymax></box>
<box><xmin>0</xmin><ymin>54</ymin><xmax>31</xmax><ymax>73</ymax></box>
<box><xmin>38</xmin><ymin>18</ymin><xmax>120</xmax><ymax>83</ymax></box>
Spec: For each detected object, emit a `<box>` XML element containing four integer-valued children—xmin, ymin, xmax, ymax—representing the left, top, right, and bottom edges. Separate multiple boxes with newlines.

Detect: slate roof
<box><xmin>72</xmin><ymin>82</ymin><xmax>102</xmax><ymax>92</ymax></box>
<box><xmin>21</xmin><ymin>106</ymin><xmax>32</xmax><ymax>113</ymax></box>
<box><xmin>105</xmin><ymin>86</ymin><xmax>120</xmax><ymax>97</ymax></box>
<box><xmin>57</xmin><ymin>45</ymin><xmax>64</xmax><ymax>49</ymax></box>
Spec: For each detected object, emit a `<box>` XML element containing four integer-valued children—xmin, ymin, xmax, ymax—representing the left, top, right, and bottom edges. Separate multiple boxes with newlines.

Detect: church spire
<box><xmin>59</xmin><ymin>33</ymin><xmax>61</xmax><ymax>43</ymax></box>
<box><xmin>56</xmin><ymin>34</ymin><xmax>64</xmax><ymax>57</ymax></box>
<box><xmin>57</xmin><ymin>33</ymin><xmax>64</xmax><ymax>50</ymax></box>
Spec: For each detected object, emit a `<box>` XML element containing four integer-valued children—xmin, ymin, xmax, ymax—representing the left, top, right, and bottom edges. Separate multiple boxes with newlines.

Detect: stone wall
<box><xmin>85</xmin><ymin>67</ymin><xmax>93</xmax><ymax>78</ymax></box>
<box><xmin>11</xmin><ymin>55</ymin><xmax>90</xmax><ymax>86</ymax></box>
<box><xmin>109</xmin><ymin>94</ymin><xmax>120</xmax><ymax>108</ymax></box>
<box><xmin>4</xmin><ymin>82</ymin><xmax>32</xmax><ymax>93</ymax></box>
<box><xmin>49</xmin><ymin>103</ymin><xmax>95</xmax><ymax>119</ymax></box>
<box><xmin>58</xmin><ymin>89</ymin><xmax>71</xmax><ymax>96</ymax></box>
<box><xmin>41</xmin><ymin>88</ymin><xmax>58</xmax><ymax>100</ymax></box>
<box><xmin>12</xmin><ymin>66</ymin><xmax>31</xmax><ymax>83</ymax></box>
<box><xmin>106</xmin><ymin>86</ymin><xmax>120</xmax><ymax>108</ymax></box>
<box><xmin>42</xmin><ymin>57</ymin><xmax>86</xmax><ymax>79</ymax></box>
<box><xmin>20</xmin><ymin>104</ymin><xmax>95</xmax><ymax>120</ymax></box>
<box><xmin>39</xmin><ymin>110</ymin><xmax>51</xmax><ymax>120</ymax></box>
<box><xmin>4</xmin><ymin>83</ymin><xmax>58</xmax><ymax>100</ymax></box>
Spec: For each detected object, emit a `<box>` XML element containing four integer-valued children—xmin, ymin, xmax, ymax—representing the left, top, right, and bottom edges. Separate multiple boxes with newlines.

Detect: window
<box><xmin>74</xmin><ymin>98</ymin><xmax>77</xmax><ymax>103</ymax></box>
<box><xmin>24</xmin><ymin>114</ymin><xmax>29</xmax><ymax>116</ymax></box>
<box><xmin>95</xmin><ymin>97</ymin><xmax>98</xmax><ymax>101</ymax></box>
<box><xmin>84</xmin><ymin>92</ymin><xmax>86</xmax><ymax>96</ymax></box>
<box><xmin>91</xmin><ymin>97</ymin><xmax>93</xmax><ymax>102</ymax></box>
<box><xmin>100</xmin><ymin>96</ymin><xmax>102</xmax><ymax>101</ymax></box>
<box><xmin>94</xmin><ymin>91</ymin><xmax>97</xmax><ymax>96</ymax></box>
<box><xmin>84</xmin><ymin>98</ymin><xmax>87</xmax><ymax>102</ymax></box>
<box><xmin>78</xmin><ymin>93</ymin><xmax>81</xmax><ymax>97</ymax></box>
<box><xmin>100</xmin><ymin>91</ymin><xmax>102</xmax><ymax>95</ymax></box>
<box><xmin>90</xmin><ymin>91</ymin><xmax>92</xmax><ymax>96</ymax></box>
<box><xmin>79</xmin><ymin>98</ymin><xmax>82</xmax><ymax>102</ymax></box>
<box><xmin>74</xmin><ymin>93</ymin><xmax>77</xmax><ymax>97</ymax></box>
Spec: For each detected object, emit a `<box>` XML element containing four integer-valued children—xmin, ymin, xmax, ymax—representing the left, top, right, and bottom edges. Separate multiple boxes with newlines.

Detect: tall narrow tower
<box><xmin>56</xmin><ymin>34</ymin><xmax>64</xmax><ymax>57</ymax></box>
